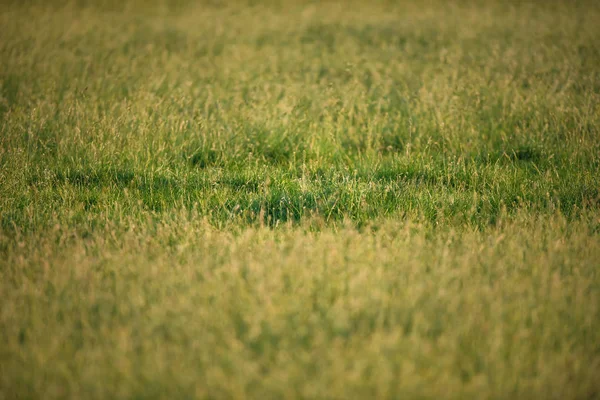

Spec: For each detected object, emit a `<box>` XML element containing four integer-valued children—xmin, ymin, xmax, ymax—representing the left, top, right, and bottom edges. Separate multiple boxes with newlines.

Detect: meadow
<box><xmin>1</xmin><ymin>0</ymin><xmax>599</xmax><ymax>398</ymax></box>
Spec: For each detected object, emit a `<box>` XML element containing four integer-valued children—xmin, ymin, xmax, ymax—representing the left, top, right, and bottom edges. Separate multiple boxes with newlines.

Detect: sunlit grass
<box><xmin>1</xmin><ymin>0</ymin><xmax>599</xmax><ymax>398</ymax></box>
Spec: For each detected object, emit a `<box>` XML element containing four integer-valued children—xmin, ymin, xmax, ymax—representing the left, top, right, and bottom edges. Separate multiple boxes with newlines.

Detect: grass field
<box><xmin>1</xmin><ymin>0</ymin><xmax>600</xmax><ymax>398</ymax></box>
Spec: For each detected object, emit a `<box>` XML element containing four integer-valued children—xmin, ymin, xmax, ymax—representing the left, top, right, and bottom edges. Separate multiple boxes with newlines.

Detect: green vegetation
<box><xmin>1</xmin><ymin>0</ymin><xmax>599</xmax><ymax>398</ymax></box>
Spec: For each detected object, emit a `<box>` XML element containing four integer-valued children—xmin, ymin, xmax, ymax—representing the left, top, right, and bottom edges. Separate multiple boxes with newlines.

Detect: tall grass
<box><xmin>1</xmin><ymin>0</ymin><xmax>599</xmax><ymax>398</ymax></box>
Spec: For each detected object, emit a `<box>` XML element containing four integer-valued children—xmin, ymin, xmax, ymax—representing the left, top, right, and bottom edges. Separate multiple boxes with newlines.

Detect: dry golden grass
<box><xmin>1</xmin><ymin>212</ymin><xmax>600</xmax><ymax>398</ymax></box>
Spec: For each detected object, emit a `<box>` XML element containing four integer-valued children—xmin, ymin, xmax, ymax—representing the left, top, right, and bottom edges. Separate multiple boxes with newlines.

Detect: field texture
<box><xmin>1</xmin><ymin>0</ymin><xmax>600</xmax><ymax>398</ymax></box>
